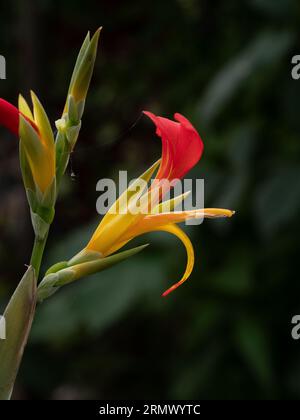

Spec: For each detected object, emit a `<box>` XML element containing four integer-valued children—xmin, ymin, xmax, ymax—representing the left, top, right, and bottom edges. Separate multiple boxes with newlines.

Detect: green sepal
<box><xmin>66</xmin><ymin>95</ymin><xmax>79</xmax><ymax>123</ymax></box>
<box><xmin>23</xmin><ymin>183</ymin><xmax>55</xmax><ymax>239</ymax></box>
<box><xmin>28</xmin><ymin>179</ymin><xmax>56</xmax><ymax>234</ymax></box>
<box><xmin>76</xmin><ymin>100</ymin><xmax>85</xmax><ymax>121</ymax></box>
<box><xmin>38</xmin><ymin>244</ymin><xmax>149</xmax><ymax>302</ymax></box>
<box><xmin>66</xmin><ymin>122</ymin><xmax>82</xmax><ymax>148</ymax></box>
<box><xmin>19</xmin><ymin>142</ymin><xmax>35</xmax><ymax>193</ymax></box>
<box><xmin>55</xmin><ymin>130</ymin><xmax>68</xmax><ymax>183</ymax></box>
<box><xmin>37</xmin><ymin>269</ymin><xmax>75</xmax><ymax>302</ymax></box>
<box><xmin>25</xmin><ymin>188</ymin><xmax>38</xmax><ymax>213</ymax></box>
<box><xmin>30</xmin><ymin>210</ymin><xmax>51</xmax><ymax>240</ymax></box>
<box><xmin>66</xmin><ymin>32</ymin><xmax>91</xmax><ymax>102</ymax></box>
<box><xmin>68</xmin><ymin>249</ymin><xmax>102</xmax><ymax>266</ymax></box>
<box><xmin>70</xmin><ymin>244</ymin><xmax>149</xmax><ymax>283</ymax></box>
<box><xmin>45</xmin><ymin>261</ymin><xmax>69</xmax><ymax>276</ymax></box>
<box><xmin>40</xmin><ymin>178</ymin><xmax>56</xmax><ymax>209</ymax></box>
<box><xmin>0</xmin><ymin>266</ymin><xmax>36</xmax><ymax>400</ymax></box>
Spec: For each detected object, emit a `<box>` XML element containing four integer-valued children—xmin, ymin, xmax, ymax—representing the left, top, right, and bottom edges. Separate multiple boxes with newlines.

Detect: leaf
<box><xmin>0</xmin><ymin>267</ymin><xmax>36</xmax><ymax>400</ymax></box>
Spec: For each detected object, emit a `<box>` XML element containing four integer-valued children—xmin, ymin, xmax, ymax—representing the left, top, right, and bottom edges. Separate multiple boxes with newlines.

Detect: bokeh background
<box><xmin>1</xmin><ymin>0</ymin><xmax>300</xmax><ymax>400</ymax></box>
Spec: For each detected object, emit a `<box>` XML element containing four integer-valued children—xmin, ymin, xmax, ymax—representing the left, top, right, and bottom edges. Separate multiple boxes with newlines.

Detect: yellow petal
<box><xmin>100</xmin><ymin>159</ymin><xmax>161</xmax><ymax>229</ymax></box>
<box><xmin>29</xmin><ymin>92</ymin><xmax>55</xmax><ymax>192</ymax></box>
<box><xmin>101</xmin><ymin>239</ymin><xmax>131</xmax><ymax>257</ymax></box>
<box><xmin>87</xmin><ymin>160</ymin><xmax>160</xmax><ymax>254</ymax></box>
<box><xmin>158</xmin><ymin>224</ymin><xmax>195</xmax><ymax>296</ymax></box>
<box><xmin>152</xmin><ymin>191</ymin><xmax>191</xmax><ymax>214</ymax></box>
<box><xmin>19</xmin><ymin>115</ymin><xmax>52</xmax><ymax>193</ymax></box>
<box><xmin>31</xmin><ymin>91</ymin><xmax>55</xmax><ymax>154</ymax></box>
<box><xmin>125</xmin><ymin>208</ymin><xmax>235</xmax><ymax>238</ymax></box>
<box><xmin>100</xmin><ymin>223</ymin><xmax>195</xmax><ymax>296</ymax></box>
<box><xmin>18</xmin><ymin>95</ymin><xmax>34</xmax><ymax>121</ymax></box>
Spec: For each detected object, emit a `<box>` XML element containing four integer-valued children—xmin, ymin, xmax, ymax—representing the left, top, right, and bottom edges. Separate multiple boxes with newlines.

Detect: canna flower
<box><xmin>0</xmin><ymin>98</ymin><xmax>21</xmax><ymax>137</ymax></box>
<box><xmin>144</xmin><ymin>111</ymin><xmax>204</xmax><ymax>181</ymax></box>
<box><xmin>0</xmin><ymin>93</ymin><xmax>55</xmax><ymax>195</ymax></box>
<box><xmin>43</xmin><ymin>112</ymin><xmax>234</xmax><ymax>298</ymax></box>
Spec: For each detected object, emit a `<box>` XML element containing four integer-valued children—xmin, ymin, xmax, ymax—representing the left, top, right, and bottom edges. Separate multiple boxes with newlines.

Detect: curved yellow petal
<box><xmin>158</xmin><ymin>224</ymin><xmax>195</xmax><ymax>297</ymax></box>
<box><xmin>97</xmin><ymin>223</ymin><xmax>195</xmax><ymax>296</ymax></box>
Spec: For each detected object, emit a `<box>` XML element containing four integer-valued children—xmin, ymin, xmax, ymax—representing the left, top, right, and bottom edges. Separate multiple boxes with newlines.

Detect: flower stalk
<box><xmin>0</xmin><ymin>28</ymin><xmax>101</xmax><ymax>399</ymax></box>
<box><xmin>30</xmin><ymin>232</ymin><xmax>49</xmax><ymax>279</ymax></box>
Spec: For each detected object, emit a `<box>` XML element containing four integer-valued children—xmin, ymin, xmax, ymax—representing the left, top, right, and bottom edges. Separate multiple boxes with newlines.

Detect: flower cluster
<box><xmin>0</xmin><ymin>29</ymin><xmax>234</xmax><ymax>301</ymax></box>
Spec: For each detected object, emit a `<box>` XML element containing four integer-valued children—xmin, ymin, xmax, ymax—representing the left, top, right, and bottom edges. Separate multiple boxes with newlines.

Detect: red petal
<box><xmin>0</xmin><ymin>98</ymin><xmax>20</xmax><ymax>137</ymax></box>
<box><xmin>143</xmin><ymin>111</ymin><xmax>204</xmax><ymax>181</ymax></box>
<box><xmin>173</xmin><ymin>113</ymin><xmax>204</xmax><ymax>179</ymax></box>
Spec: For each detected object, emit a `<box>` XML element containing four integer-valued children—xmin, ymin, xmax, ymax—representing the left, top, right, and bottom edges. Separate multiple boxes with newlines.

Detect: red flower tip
<box><xmin>143</xmin><ymin>111</ymin><xmax>204</xmax><ymax>181</ymax></box>
<box><xmin>161</xmin><ymin>283</ymin><xmax>180</xmax><ymax>297</ymax></box>
<box><xmin>0</xmin><ymin>98</ymin><xmax>20</xmax><ymax>137</ymax></box>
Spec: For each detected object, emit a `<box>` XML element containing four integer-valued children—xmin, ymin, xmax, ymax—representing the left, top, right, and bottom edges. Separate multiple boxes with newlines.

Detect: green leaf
<box><xmin>0</xmin><ymin>267</ymin><xmax>36</xmax><ymax>400</ymax></box>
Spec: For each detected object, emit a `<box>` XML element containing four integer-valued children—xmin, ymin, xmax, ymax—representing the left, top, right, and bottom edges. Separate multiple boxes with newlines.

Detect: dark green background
<box><xmin>1</xmin><ymin>0</ymin><xmax>300</xmax><ymax>400</ymax></box>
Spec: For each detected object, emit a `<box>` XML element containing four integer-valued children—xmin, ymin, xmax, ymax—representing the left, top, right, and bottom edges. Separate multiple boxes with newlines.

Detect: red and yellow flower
<box><xmin>69</xmin><ymin>112</ymin><xmax>235</xmax><ymax>296</ymax></box>
<box><xmin>0</xmin><ymin>93</ymin><xmax>55</xmax><ymax>194</ymax></box>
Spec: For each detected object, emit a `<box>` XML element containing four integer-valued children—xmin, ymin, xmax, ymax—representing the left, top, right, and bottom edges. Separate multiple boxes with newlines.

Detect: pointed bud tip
<box><xmin>91</xmin><ymin>27</ymin><xmax>102</xmax><ymax>44</ymax></box>
<box><xmin>30</xmin><ymin>90</ymin><xmax>40</xmax><ymax>104</ymax></box>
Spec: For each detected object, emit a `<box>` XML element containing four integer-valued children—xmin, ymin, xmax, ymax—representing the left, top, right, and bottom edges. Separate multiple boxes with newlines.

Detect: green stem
<box><xmin>30</xmin><ymin>230</ymin><xmax>49</xmax><ymax>279</ymax></box>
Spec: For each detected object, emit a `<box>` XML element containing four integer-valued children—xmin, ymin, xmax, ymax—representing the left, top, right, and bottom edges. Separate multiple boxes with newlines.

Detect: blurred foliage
<box><xmin>0</xmin><ymin>0</ymin><xmax>300</xmax><ymax>400</ymax></box>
